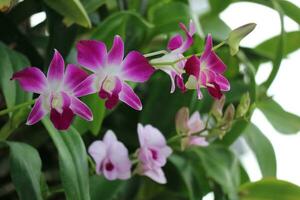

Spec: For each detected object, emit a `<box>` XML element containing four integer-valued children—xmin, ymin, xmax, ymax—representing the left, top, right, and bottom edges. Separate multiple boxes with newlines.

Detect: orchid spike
<box><xmin>151</xmin><ymin>20</ymin><xmax>196</xmax><ymax>93</ymax></box>
<box><xmin>76</xmin><ymin>35</ymin><xmax>154</xmax><ymax>111</ymax></box>
<box><xmin>88</xmin><ymin>130</ymin><xmax>132</xmax><ymax>180</ymax></box>
<box><xmin>137</xmin><ymin>124</ymin><xmax>172</xmax><ymax>184</ymax></box>
<box><xmin>176</xmin><ymin>108</ymin><xmax>208</xmax><ymax>149</ymax></box>
<box><xmin>185</xmin><ymin>34</ymin><xmax>230</xmax><ymax>99</ymax></box>
<box><xmin>11</xmin><ymin>50</ymin><xmax>93</xmax><ymax>130</ymax></box>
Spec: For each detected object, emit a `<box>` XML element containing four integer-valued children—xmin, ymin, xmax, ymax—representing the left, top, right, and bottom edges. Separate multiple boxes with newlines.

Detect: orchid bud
<box><xmin>0</xmin><ymin>0</ymin><xmax>16</xmax><ymax>12</ymax></box>
<box><xmin>211</xmin><ymin>95</ymin><xmax>226</xmax><ymax>119</ymax></box>
<box><xmin>236</xmin><ymin>92</ymin><xmax>251</xmax><ymax>118</ymax></box>
<box><xmin>227</xmin><ymin>23</ymin><xmax>256</xmax><ymax>56</ymax></box>
<box><xmin>175</xmin><ymin>107</ymin><xmax>190</xmax><ymax>134</ymax></box>
<box><xmin>221</xmin><ymin>104</ymin><xmax>235</xmax><ymax>131</ymax></box>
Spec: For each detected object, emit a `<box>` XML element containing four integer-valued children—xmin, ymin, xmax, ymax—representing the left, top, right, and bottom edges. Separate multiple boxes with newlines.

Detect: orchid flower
<box><xmin>11</xmin><ymin>50</ymin><xmax>93</xmax><ymax>130</ymax></box>
<box><xmin>176</xmin><ymin>107</ymin><xmax>208</xmax><ymax>149</ymax></box>
<box><xmin>88</xmin><ymin>130</ymin><xmax>132</xmax><ymax>180</ymax></box>
<box><xmin>76</xmin><ymin>35</ymin><xmax>154</xmax><ymax>110</ymax></box>
<box><xmin>137</xmin><ymin>124</ymin><xmax>172</xmax><ymax>184</ymax></box>
<box><xmin>151</xmin><ymin>20</ymin><xmax>196</xmax><ymax>93</ymax></box>
<box><xmin>185</xmin><ymin>34</ymin><xmax>230</xmax><ymax>99</ymax></box>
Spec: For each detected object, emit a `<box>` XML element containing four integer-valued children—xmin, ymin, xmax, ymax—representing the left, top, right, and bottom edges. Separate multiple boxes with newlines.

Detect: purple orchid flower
<box><xmin>11</xmin><ymin>50</ymin><xmax>93</xmax><ymax>130</ymax></box>
<box><xmin>185</xmin><ymin>34</ymin><xmax>230</xmax><ymax>99</ymax></box>
<box><xmin>151</xmin><ymin>20</ymin><xmax>196</xmax><ymax>93</ymax></box>
<box><xmin>88</xmin><ymin>130</ymin><xmax>132</xmax><ymax>180</ymax></box>
<box><xmin>76</xmin><ymin>35</ymin><xmax>155</xmax><ymax>110</ymax></box>
<box><xmin>137</xmin><ymin>124</ymin><xmax>172</xmax><ymax>184</ymax></box>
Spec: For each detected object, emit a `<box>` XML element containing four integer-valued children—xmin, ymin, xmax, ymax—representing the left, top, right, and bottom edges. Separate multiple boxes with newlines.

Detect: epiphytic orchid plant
<box><xmin>2</xmin><ymin>1</ymin><xmax>299</xmax><ymax>199</ymax></box>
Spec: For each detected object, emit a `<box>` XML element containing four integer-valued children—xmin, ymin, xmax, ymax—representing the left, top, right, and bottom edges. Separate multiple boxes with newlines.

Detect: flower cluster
<box><xmin>88</xmin><ymin>124</ymin><xmax>173</xmax><ymax>183</ymax></box>
<box><xmin>12</xmin><ymin>20</ymin><xmax>230</xmax><ymax>130</ymax></box>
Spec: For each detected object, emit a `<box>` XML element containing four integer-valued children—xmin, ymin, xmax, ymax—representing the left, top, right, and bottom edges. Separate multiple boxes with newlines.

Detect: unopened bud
<box><xmin>236</xmin><ymin>92</ymin><xmax>251</xmax><ymax>118</ymax></box>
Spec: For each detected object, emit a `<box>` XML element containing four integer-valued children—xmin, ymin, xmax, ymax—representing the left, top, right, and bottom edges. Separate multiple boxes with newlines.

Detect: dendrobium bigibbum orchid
<box><xmin>137</xmin><ymin>124</ymin><xmax>172</xmax><ymax>184</ymax></box>
<box><xmin>150</xmin><ymin>20</ymin><xmax>196</xmax><ymax>93</ymax></box>
<box><xmin>176</xmin><ymin>107</ymin><xmax>208</xmax><ymax>150</ymax></box>
<box><xmin>88</xmin><ymin>130</ymin><xmax>132</xmax><ymax>180</ymax></box>
<box><xmin>185</xmin><ymin>34</ymin><xmax>230</xmax><ymax>99</ymax></box>
<box><xmin>76</xmin><ymin>35</ymin><xmax>155</xmax><ymax>110</ymax></box>
<box><xmin>11</xmin><ymin>50</ymin><xmax>93</xmax><ymax>130</ymax></box>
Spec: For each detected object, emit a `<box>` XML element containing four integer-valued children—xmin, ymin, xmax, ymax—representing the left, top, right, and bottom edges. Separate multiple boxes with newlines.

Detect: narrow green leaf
<box><xmin>44</xmin><ymin>0</ymin><xmax>91</xmax><ymax>28</ymax></box>
<box><xmin>193</xmin><ymin>145</ymin><xmax>240</xmax><ymax>200</ymax></box>
<box><xmin>81</xmin><ymin>0</ymin><xmax>106</xmax><ymax>13</ymax></box>
<box><xmin>0</xmin><ymin>42</ymin><xmax>16</xmax><ymax>111</ymax></box>
<box><xmin>243</xmin><ymin>123</ymin><xmax>276</xmax><ymax>177</ymax></box>
<box><xmin>239</xmin><ymin>178</ymin><xmax>300</xmax><ymax>200</ymax></box>
<box><xmin>4</xmin><ymin>142</ymin><xmax>43</xmax><ymax>200</ymax></box>
<box><xmin>257</xmin><ymin>99</ymin><xmax>300</xmax><ymax>134</ymax></box>
<box><xmin>254</xmin><ymin>31</ymin><xmax>300</xmax><ymax>60</ymax></box>
<box><xmin>42</xmin><ymin>118</ymin><xmax>90</xmax><ymax>200</ymax></box>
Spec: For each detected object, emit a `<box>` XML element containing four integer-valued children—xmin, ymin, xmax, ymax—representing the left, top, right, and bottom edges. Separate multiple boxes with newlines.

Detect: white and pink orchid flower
<box><xmin>151</xmin><ymin>20</ymin><xmax>196</xmax><ymax>93</ymax></box>
<box><xmin>176</xmin><ymin>107</ymin><xmax>208</xmax><ymax>148</ymax></box>
<box><xmin>88</xmin><ymin>130</ymin><xmax>132</xmax><ymax>180</ymax></box>
<box><xmin>185</xmin><ymin>34</ymin><xmax>230</xmax><ymax>99</ymax></box>
<box><xmin>76</xmin><ymin>35</ymin><xmax>155</xmax><ymax>110</ymax></box>
<box><xmin>12</xmin><ymin>50</ymin><xmax>93</xmax><ymax>130</ymax></box>
<box><xmin>137</xmin><ymin>124</ymin><xmax>172</xmax><ymax>184</ymax></box>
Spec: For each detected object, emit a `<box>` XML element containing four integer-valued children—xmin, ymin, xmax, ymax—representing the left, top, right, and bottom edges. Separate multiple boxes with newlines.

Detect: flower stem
<box><xmin>0</xmin><ymin>99</ymin><xmax>35</xmax><ymax>116</ymax></box>
<box><xmin>144</xmin><ymin>50</ymin><xmax>168</xmax><ymax>58</ymax></box>
<box><xmin>150</xmin><ymin>41</ymin><xmax>226</xmax><ymax>67</ymax></box>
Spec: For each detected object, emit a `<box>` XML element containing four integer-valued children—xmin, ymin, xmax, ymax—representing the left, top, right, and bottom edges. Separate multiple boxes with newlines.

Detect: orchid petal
<box><xmin>201</xmin><ymin>34</ymin><xmax>213</xmax><ymax>61</ymax></box>
<box><xmin>167</xmin><ymin>34</ymin><xmax>183</xmax><ymax>51</ymax></box>
<box><xmin>70</xmin><ymin>96</ymin><xmax>93</xmax><ymax>121</ymax></box>
<box><xmin>119</xmin><ymin>82</ymin><xmax>142</xmax><ymax>111</ymax></box>
<box><xmin>50</xmin><ymin>107</ymin><xmax>74</xmax><ymax>130</ymax></box>
<box><xmin>88</xmin><ymin>141</ymin><xmax>107</xmax><ymax>174</ymax></box>
<box><xmin>26</xmin><ymin>96</ymin><xmax>47</xmax><ymax>125</ymax></box>
<box><xmin>175</xmin><ymin>20</ymin><xmax>195</xmax><ymax>53</ymax></box>
<box><xmin>107</xmin><ymin>35</ymin><xmax>124</xmax><ymax>65</ymax></box>
<box><xmin>73</xmin><ymin>74</ymin><xmax>97</xmax><ymax>97</ymax></box>
<box><xmin>121</xmin><ymin>51</ymin><xmax>154</xmax><ymax>83</ymax></box>
<box><xmin>77</xmin><ymin>40</ymin><xmax>107</xmax><ymax>72</ymax></box>
<box><xmin>144</xmin><ymin>167</ymin><xmax>167</xmax><ymax>184</ymax></box>
<box><xmin>187</xmin><ymin>112</ymin><xmax>204</xmax><ymax>134</ymax></box>
<box><xmin>138</xmin><ymin>124</ymin><xmax>167</xmax><ymax>148</ymax></box>
<box><xmin>11</xmin><ymin>67</ymin><xmax>47</xmax><ymax>94</ymax></box>
<box><xmin>185</xmin><ymin>55</ymin><xmax>200</xmax><ymax>79</ymax></box>
<box><xmin>47</xmin><ymin>50</ymin><xmax>64</xmax><ymax>88</ymax></box>
<box><xmin>189</xmin><ymin>136</ymin><xmax>209</xmax><ymax>147</ymax></box>
<box><xmin>64</xmin><ymin>64</ymin><xmax>89</xmax><ymax>93</ymax></box>
<box><xmin>215</xmin><ymin>75</ymin><xmax>230</xmax><ymax>91</ymax></box>
<box><xmin>103</xmin><ymin>130</ymin><xmax>118</xmax><ymax>146</ymax></box>
<box><xmin>207</xmin><ymin>82</ymin><xmax>223</xmax><ymax>100</ymax></box>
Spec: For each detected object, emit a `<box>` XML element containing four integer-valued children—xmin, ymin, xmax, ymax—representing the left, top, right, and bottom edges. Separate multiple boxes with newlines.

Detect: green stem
<box><xmin>144</xmin><ymin>50</ymin><xmax>168</xmax><ymax>58</ymax></box>
<box><xmin>0</xmin><ymin>99</ymin><xmax>35</xmax><ymax>116</ymax></box>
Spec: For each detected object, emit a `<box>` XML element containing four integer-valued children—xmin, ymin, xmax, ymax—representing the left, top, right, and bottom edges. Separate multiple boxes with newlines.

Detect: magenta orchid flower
<box><xmin>151</xmin><ymin>20</ymin><xmax>196</xmax><ymax>93</ymax></box>
<box><xmin>88</xmin><ymin>130</ymin><xmax>132</xmax><ymax>180</ymax></box>
<box><xmin>185</xmin><ymin>34</ymin><xmax>230</xmax><ymax>99</ymax></box>
<box><xmin>137</xmin><ymin>124</ymin><xmax>172</xmax><ymax>184</ymax></box>
<box><xmin>76</xmin><ymin>35</ymin><xmax>154</xmax><ymax>110</ymax></box>
<box><xmin>11</xmin><ymin>50</ymin><xmax>93</xmax><ymax>130</ymax></box>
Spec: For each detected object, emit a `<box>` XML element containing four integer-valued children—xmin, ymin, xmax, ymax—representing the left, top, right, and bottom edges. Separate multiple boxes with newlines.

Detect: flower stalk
<box><xmin>0</xmin><ymin>99</ymin><xmax>35</xmax><ymax>116</ymax></box>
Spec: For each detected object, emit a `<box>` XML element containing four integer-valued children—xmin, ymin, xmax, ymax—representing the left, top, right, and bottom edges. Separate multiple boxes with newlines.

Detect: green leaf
<box><xmin>243</xmin><ymin>123</ymin><xmax>276</xmax><ymax>177</ymax></box>
<box><xmin>90</xmin><ymin>175</ymin><xmax>126</xmax><ymax>200</ymax></box>
<box><xmin>42</xmin><ymin>118</ymin><xmax>90</xmax><ymax>200</ymax></box>
<box><xmin>73</xmin><ymin>94</ymin><xmax>105</xmax><ymax>136</ymax></box>
<box><xmin>257</xmin><ymin>99</ymin><xmax>300</xmax><ymax>134</ymax></box>
<box><xmin>148</xmin><ymin>1</ymin><xmax>190</xmax><ymax>35</ymax></box>
<box><xmin>44</xmin><ymin>0</ymin><xmax>91</xmax><ymax>28</ymax></box>
<box><xmin>193</xmin><ymin>145</ymin><xmax>240</xmax><ymax>200</ymax></box>
<box><xmin>81</xmin><ymin>0</ymin><xmax>106</xmax><ymax>13</ymax></box>
<box><xmin>91</xmin><ymin>11</ymin><xmax>153</xmax><ymax>47</ymax></box>
<box><xmin>254</xmin><ymin>31</ymin><xmax>300</xmax><ymax>60</ymax></box>
<box><xmin>0</xmin><ymin>42</ymin><xmax>16</xmax><ymax>111</ymax></box>
<box><xmin>3</xmin><ymin>141</ymin><xmax>43</xmax><ymax>200</ymax></box>
<box><xmin>239</xmin><ymin>178</ymin><xmax>300</xmax><ymax>200</ymax></box>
